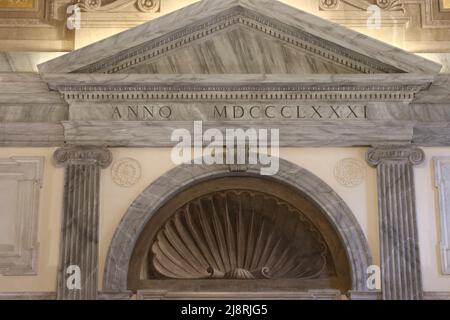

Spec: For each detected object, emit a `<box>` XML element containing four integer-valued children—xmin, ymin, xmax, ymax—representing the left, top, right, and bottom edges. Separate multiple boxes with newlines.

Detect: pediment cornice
<box><xmin>71</xmin><ymin>6</ymin><xmax>401</xmax><ymax>74</ymax></box>
<box><xmin>43</xmin><ymin>73</ymin><xmax>433</xmax><ymax>103</ymax></box>
<box><xmin>38</xmin><ymin>0</ymin><xmax>442</xmax><ymax>75</ymax></box>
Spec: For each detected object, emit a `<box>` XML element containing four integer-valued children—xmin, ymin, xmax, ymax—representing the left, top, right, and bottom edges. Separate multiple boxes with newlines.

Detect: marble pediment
<box><xmin>15</xmin><ymin>0</ymin><xmax>449</xmax><ymax>148</ymax></box>
<box><xmin>38</xmin><ymin>0</ymin><xmax>441</xmax><ymax>75</ymax></box>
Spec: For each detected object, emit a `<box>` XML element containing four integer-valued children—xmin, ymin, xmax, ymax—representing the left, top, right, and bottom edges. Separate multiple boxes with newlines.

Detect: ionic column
<box><xmin>366</xmin><ymin>145</ymin><xmax>425</xmax><ymax>300</ymax></box>
<box><xmin>54</xmin><ymin>146</ymin><xmax>112</xmax><ymax>300</ymax></box>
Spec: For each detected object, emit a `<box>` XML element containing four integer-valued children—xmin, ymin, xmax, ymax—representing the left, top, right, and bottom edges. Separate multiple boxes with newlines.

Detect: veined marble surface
<box><xmin>0</xmin><ymin>73</ymin><xmax>67</xmax><ymax>123</ymax></box>
<box><xmin>41</xmin><ymin>73</ymin><xmax>435</xmax><ymax>87</ymax></box>
<box><xmin>0</xmin><ymin>72</ymin><xmax>449</xmax><ymax>147</ymax></box>
<box><xmin>414</xmin><ymin>75</ymin><xmax>450</xmax><ymax>104</ymax></box>
<box><xmin>418</xmin><ymin>53</ymin><xmax>450</xmax><ymax>74</ymax></box>
<box><xmin>0</xmin><ymin>52</ymin><xmax>66</xmax><ymax>73</ymax></box>
<box><xmin>122</xmin><ymin>25</ymin><xmax>356</xmax><ymax>74</ymax></box>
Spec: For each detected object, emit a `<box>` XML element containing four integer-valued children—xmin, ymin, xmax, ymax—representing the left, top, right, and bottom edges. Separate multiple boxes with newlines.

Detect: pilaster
<box><xmin>367</xmin><ymin>145</ymin><xmax>425</xmax><ymax>300</ymax></box>
<box><xmin>54</xmin><ymin>146</ymin><xmax>112</xmax><ymax>300</ymax></box>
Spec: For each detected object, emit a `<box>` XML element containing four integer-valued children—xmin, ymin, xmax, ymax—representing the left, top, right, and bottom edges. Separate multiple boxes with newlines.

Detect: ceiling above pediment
<box><xmin>38</xmin><ymin>0</ymin><xmax>442</xmax><ymax>75</ymax></box>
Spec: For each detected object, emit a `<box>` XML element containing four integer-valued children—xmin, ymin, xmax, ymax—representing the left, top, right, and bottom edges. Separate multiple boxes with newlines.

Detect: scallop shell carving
<box><xmin>151</xmin><ymin>190</ymin><xmax>330</xmax><ymax>280</ymax></box>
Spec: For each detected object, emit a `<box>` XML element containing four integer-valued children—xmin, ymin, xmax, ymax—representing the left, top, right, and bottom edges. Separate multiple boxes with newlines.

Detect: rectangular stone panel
<box><xmin>67</xmin><ymin>102</ymin><xmax>411</xmax><ymax>122</ymax></box>
<box><xmin>434</xmin><ymin>157</ymin><xmax>450</xmax><ymax>274</ymax></box>
<box><xmin>0</xmin><ymin>157</ymin><xmax>43</xmax><ymax>275</ymax></box>
<box><xmin>62</xmin><ymin>120</ymin><xmax>414</xmax><ymax>147</ymax></box>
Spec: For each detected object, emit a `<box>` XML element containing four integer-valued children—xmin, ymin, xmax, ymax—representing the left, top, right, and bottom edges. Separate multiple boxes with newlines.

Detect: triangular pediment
<box><xmin>38</xmin><ymin>0</ymin><xmax>441</xmax><ymax>75</ymax></box>
<box><xmin>114</xmin><ymin>24</ymin><xmax>362</xmax><ymax>74</ymax></box>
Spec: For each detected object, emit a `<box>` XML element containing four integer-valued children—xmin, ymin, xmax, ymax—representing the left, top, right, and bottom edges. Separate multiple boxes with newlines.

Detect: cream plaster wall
<box><xmin>0</xmin><ymin>146</ymin><xmax>448</xmax><ymax>294</ymax></box>
<box><xmin>98</xmin><ymin>148</ymin><xmax>176</xmax><ymax>290</ymax></box>
<box><xmin>0</xmin><ymin>148</ymin><xmax>63</xmax><ymax>292</ymax></box>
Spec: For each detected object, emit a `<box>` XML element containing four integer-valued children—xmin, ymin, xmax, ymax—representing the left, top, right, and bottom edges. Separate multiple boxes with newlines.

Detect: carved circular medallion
<box><xmin>376</xmin><ymin>0</ymin><xmax>391</xmax><ymax>9</ymax></box>
<box><xmin>111</xmin><ymin>158</ymin><xmax>141</xmax><ymax>187</ymax></box>
<box><xmin>319</xmin><ymin>0</ymin><xmax>339</xmax><ymax>10</ymax></box>
<box><xmin>136</xmin><ymin>0</ymin><xmax>159</xmax><ymax>12</ymax></box>
<box><xmin>83</xmin><ymin>0</ymin><xmax>102</xmax><ymax>10</ymax></box>
<box><xmin>334</xmin><ymin>158</ymin><xmax>366</xmax><ymax>187</ymax></box>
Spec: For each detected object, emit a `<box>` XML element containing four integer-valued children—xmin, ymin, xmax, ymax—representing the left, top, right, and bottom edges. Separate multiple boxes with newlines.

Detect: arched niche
<box><xmin>103</xmin><ymin>158</ymin><xmax>373</xmax><ymax>296</ymax></box>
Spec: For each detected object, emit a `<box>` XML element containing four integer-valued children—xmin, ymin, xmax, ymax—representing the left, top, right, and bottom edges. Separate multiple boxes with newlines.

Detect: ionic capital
<box><xmin>54</xmin><ymin>146</ymin><xmax>112</xmax><ymax>168</ymax></box>
<box><xmin>366</xmin><ymin>145</ymin><xmax>425</xmax><ymax>167</ymax></box>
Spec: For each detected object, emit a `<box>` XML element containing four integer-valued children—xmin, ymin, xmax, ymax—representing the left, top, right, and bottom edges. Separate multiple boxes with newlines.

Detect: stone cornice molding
<box><xmin>366</xmin><ymin>145</ymin><xmax>425</xmax><ymax>166</ymax></box>
<box><xmin>43</xmin><ymin>73</ymin><xmax>435</xmax><ymax>88</ymax></box>
<box><xmin>53</xmin><ymin>146</ymin><xmax>112</xmax><ymax>168</ymax></box>
<box><xmin>42</xmin><ymin>73</ymin><xmax>434</xmax><ymax>103</ymax></box>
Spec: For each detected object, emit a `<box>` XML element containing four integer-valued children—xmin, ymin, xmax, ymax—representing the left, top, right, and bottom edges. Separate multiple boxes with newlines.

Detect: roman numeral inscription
<box><xmin>107</xmin><ymin>104</ymin><xmax>367</xmax><ymax>121</ymax></box>
<box><xmin>213</xmin><ymin>105</ymin><xmax>367</xmax><ymax>120</ymax></box>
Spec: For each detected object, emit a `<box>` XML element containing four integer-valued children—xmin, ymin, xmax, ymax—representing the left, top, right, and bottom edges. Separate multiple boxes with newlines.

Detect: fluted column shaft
<box><xmin>367</xmin><ymin>146</ymin><xmax>424</xmax><ymax>300</ymax></box>
<box><xmin>54</xmin><ymin>146</ymin><xmax>112</xmax><ymax>300</ymax></box>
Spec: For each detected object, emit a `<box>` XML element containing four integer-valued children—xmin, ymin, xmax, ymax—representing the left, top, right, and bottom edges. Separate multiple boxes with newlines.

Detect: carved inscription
<box><xmin>108</xmin><ymin>104</ymin><xmax>367</xmax><ymax>121</ymax></box>
<box><xmin>112</xmin><ymin>105</ymin><xmax>172</xmax><ymax>120</ymax></box>
<box><xmin>213</xmin><ymin>105</ymin><xmax>367</xmax><ymax>119</ymax></box>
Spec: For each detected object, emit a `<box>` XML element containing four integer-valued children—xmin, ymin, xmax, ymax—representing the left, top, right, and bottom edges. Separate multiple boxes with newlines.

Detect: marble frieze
<box><xmin>31</xmin><ymin>73</ymin><xmax>432</xmax><ymax>147</ymax></box>
<box><xmin>1</xmin><ymin>72</ymin><xmax>450</xmax><ymax>147</ymax></box>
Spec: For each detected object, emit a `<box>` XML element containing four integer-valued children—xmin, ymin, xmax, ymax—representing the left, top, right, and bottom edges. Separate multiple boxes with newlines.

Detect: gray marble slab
<box><xmin>412</xmin><ymin>104</ymin><xmax>450</xmax><ymax>122</ymax></box>
<box><xmin>414</xmin><ymin>75</ymin><xmax>450</xmax><ymax>104</ymax></box>
<box><xmin>0</xmin><ymin>73</ymin><xmax>68</xmax><ymax>123</ymax></box>
<box><xmin>0</xmin><ymin>292</ymin><xmax>56</xmax><ymax>300</ymax></box>
<box><xmin>413</xmin><ymin>123</ymin><xmax>450</xmax><ymax>146</ymax></box>
<box><xmin>61</xmin><ymin>120</ymin><xmax>414</xmax><ymax>147</ymax></box>
<box><xmin>0</xmin><ymin>105</ymin><xmax>67</xmax><ymax>122</ymax></box>
<box><xmin>137</xmin><ymin>289</ymin><xmax>342</xmax><ymax>300</ymax></box>
<box><xmin>433</xmin><ymin>157</ymin><xmax>450</xmax><ymax>275</ymax></box>
<box><xmin>66</xmin><ymin>102</ymin><xmax>409</xmax><ymax>122</ymax></box>
<box><xmin>0</xmin><ymin>123</ymin><xmax>64</xmax><ymax>146</ymax></box>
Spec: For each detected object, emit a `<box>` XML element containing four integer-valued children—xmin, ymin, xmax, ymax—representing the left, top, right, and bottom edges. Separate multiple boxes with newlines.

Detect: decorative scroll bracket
<box><xmin>77</xmin><ymin>0</ymin><xmax>160</xmax><ymax>13</ymax></box>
